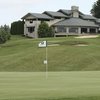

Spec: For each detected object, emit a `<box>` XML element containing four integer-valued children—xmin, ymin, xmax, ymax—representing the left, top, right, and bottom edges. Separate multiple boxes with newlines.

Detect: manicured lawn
<box><xmin>0</xmin><ymin>36</ymin><xmax>100</xmax><ymax>100</ymax></box>
<box><xmin>0</xmin><ymin>35</ymin><xmax>100</xmax><ymax>71</ymax></box>
<box><xmin>0</xmin><ymin>71</ymin><xmax>100</xmax><ymax>100</ymax></box>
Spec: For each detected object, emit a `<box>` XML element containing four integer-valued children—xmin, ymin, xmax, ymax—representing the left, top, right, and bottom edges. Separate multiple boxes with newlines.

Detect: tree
<box><xmin>38</xmin><ymin>22</ymin><xmax>54</xmax><ymax>38</ymax></box>
<box><xmin>91</xmin><ymin>0</ymin><xmax>100</xmax><ymax>18</ymax></box>
<box><xmin>3</xmin><ymin>24</ymin><xmax>10</xmax><ymax>33</ymax></box>
<box><xmin>0</xmin><ymin>29</ymin><xmax>11</xmax><ymax>44</ymax></box>
<box><xmin>47</xmin><ymin>26</ymin><xmax>54</xmax><ymax>37</ymax></box>
<box><xmin>10</xmin><ymin>20</ymin><xmax>24</xmax><ymax>35</ymax></box>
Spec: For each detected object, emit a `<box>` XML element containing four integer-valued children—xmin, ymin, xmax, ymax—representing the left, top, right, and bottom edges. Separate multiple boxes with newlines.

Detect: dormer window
<box><xmin>30</xmin><ymin>20</ymin><xmax>33</xmax><ymax>23</ymax></box>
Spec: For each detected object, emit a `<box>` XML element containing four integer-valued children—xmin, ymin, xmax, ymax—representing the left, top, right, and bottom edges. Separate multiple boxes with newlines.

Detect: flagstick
<box><xmin>38</xmin><ymin>40</ymin><xmax>48</xmax><ymax>79</ymax></box>
<box><xmin>45</xmin><ymin>45</ymin><xmax>48</xmax><ymax>79</ymax></box>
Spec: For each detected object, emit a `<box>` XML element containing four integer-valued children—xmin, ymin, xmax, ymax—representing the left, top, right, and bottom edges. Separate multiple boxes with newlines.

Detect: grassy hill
<box><xmin>0</xmin><ymin>35</ymin><xmax>100</xmax><ymax>71</ymax></box>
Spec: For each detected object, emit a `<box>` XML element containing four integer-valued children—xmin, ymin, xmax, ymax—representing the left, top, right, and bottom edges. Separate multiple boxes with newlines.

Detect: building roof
<box><xmin>96</xmin><ymin>19</ymin><xmax>100</xmax><ymax>23</ymax></box>
<box><xmin>58</xmin><ymin>9</ymin><xmax>72</xmax><ymax>15</ymax></box>
<box><xmin>21</xmin><ymin>13</ymin><xmax>53</xmax><ymax>20</ymax></box>
<box><xmin>54</xmin><ymin>18</ymin><xmax>99</xmax><ymax>27</ymax></box>
<box><xmin>80</xmin><ymin>14</ymin><xmax>97</xmax><ymax>20</ymax></box>
<box><xmin>58</xmin><ymin>9</ymin><xmax>84</xmax><ymax>16</ymax></box>
<box><xmin>43</xmin><ymin>11</ymin><xmax>68</xmax><ymax>18</ymax></box>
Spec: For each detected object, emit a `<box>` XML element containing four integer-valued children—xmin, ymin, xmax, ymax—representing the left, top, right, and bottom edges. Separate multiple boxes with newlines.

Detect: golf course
<box><xmin>0</xmin><ymin>35</ymin><xmax>100</xmax><ymax>100</ymax></box>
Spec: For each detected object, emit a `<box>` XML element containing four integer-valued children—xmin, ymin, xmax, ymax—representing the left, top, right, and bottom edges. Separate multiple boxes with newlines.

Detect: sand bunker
<box><xmin>75</xmin><ymin>35</ymin><xmax>99</xmax><ymax>39</ymax></box>
<box><xmin>75</xmin><ymin>44</ymin><xmax>88</xmax><ymax>46</ymax></box>
<box><xmin>48</xmin><ymin>44</ymin><xmax>60</xmax><ymax>47</ymax></box>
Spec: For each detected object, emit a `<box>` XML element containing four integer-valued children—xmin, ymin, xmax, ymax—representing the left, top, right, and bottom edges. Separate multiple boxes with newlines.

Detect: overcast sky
<box><xmin>0</xmin><ymin>0</ymin><xmax>96</xmax><ymax>26</ymax></box>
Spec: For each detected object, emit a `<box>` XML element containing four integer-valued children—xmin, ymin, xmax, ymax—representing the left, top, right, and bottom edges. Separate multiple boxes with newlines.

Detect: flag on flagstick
<box><xmin>38</xmin><ymin>40</ymin><xmax>48</xmax><ymax>79</ymax></box>
<box><xmin>38</xmin><ymin>41</ymin><xmax>47</xmax><ymax>48</ymax></box>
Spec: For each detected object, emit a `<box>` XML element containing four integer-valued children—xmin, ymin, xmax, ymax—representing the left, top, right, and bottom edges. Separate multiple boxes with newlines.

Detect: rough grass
<box><xmin>0</xmin><ymin>72</ymin><xmax>100</xmax><ymax>100</ymax></box>
<box><xmin>0</xmin><ymin>35</ymin><xmax>100</xmax><ymax>71</ymax></box>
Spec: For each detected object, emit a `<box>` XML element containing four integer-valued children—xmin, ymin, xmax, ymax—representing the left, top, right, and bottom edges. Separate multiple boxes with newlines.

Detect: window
<box><xmin>30</xmin><ymin>20</ymin><xmax>33</xmax><ymax>23</ymax></box>
<box><xmin>57</xmin><ymin>26</ymin><xmax>66</xmax><ymax>32</ymax></box>
<box><xmin>27</xmin><ymin>27</ymin><xmax>35</xmax><ymax>33</ymax></box>
<box><xmin>69</xmin><ymin>27</ymin><xmax>78</xmax><ymax>33</ymax></box>
<box><xmin>90</xmin><ymin>28</ymin><xmax>96</xmax><ymax>33</ymax></box>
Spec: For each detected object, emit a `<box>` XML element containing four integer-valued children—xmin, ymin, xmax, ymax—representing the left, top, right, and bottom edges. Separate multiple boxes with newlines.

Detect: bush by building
<box><xmin>38</xmin><ymin>22</ymin><xmax>54</xmax><ymax>38</ymax></box>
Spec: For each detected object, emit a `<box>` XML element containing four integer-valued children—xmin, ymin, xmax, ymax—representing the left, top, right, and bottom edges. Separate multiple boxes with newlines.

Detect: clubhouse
<box><xmin>21</xmin><ymin>6</ymin><xmax>100</xmax><ymax>38</ymax></box>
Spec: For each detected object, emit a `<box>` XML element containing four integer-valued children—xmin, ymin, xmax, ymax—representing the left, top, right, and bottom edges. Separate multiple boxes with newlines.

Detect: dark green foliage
<box><xmin>91</xmin><ymin>0</ymin><xmax>100</xmax><ymax>18</ymax></box>
<box><xmin>10</xmin><ymin>20</ymin><xmax>24</xmax><ymax>35</ymax></box>
<box><xmin>38</xmin><ymin>22</ymin><xmax>54</xmax><ymax>38</ymax></box>
<box><xmin>47</xmin><ymin>26</ymin><xmax>54</xmax><ymax>37</ymax></box>
<box><xmin>0</xmin><ymin>29</ymin><xmax>11</xmax><ymax>44</ymax></box>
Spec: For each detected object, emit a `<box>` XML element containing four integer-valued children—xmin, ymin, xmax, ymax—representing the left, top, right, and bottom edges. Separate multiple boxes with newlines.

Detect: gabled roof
<box><xmin>58</xmin><ymin>9</ymin><xmax>84</xmax><ymax>16</ymax></box>
<box><xmin>43</xmin><ymin>11</ymin><xmax>68</xmax><ymax>18</ymax></box>
<box><xmin>80</xmin><ymin>14</ymin><xmax>97</xmax><ymax>20</ymax></box>
<box><xmin>21</xmin><ymin>13</ymin><xmax>53</xmax><ymax>20</ymax></box>
<box><xmin>54</xmin><ymin>18</ymin><xmax>99</xmax><ymax>27</ymax></box>
<box><xmin>58</xmin><ymin>9</ymin><xmax>72</xmax><ymax>15</ymax></box>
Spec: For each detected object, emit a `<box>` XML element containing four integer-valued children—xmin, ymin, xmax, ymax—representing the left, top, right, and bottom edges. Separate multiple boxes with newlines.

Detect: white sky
<box><xmin>0</xmin><ymin>0</ymin><xmax>97</xmax><ymax>26</ymax></box>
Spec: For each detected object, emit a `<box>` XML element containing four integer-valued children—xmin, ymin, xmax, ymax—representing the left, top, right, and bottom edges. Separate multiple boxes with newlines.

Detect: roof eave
<box><xmin>21</xmin><ymin>13</ymin><xmax>36</xmax><ymax>19</ymax></box>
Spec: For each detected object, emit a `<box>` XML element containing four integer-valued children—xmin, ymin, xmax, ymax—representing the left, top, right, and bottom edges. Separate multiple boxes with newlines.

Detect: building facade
<box><xmin>21</xmin><ymin>6</ymin><xmax>100</xmax><ymax>38</ymax></box>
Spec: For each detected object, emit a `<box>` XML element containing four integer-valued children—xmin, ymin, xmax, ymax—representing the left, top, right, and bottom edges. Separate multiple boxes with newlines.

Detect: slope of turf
<box><xmin>0</xmin><ymin>35</ymin><xmax>100</xmax><ymax>71</ymax></box>
<box><xmin>0</xmin><ymin>72</ymin><xmax>100</xmax><ymax>100</ymax></box>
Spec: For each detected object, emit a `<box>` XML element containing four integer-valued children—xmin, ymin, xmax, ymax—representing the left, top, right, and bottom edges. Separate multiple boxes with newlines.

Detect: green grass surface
<box><xmin>1</xmin><ymin>36</ymin><xmax>100</xmax><ymax>100</ymax></box>
<box><xmin>0</xmin><ymin>35</ymin><xmax>100</xmax><ymax>71</ymax></box>
<box><xmin>0</xmin><ymin>71</ymin><xmax>100</xmax><ymax>100</ymax></box>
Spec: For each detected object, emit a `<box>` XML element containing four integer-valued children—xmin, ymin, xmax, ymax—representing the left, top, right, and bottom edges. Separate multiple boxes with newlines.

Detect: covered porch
<box><xmin>54</xmin><ymin>26</ymin><xmax>98</xmax><ymax>37</ymax></box>
<box><xmin>53</xmin><ymin>17</ymin><xmax>99</xmax><ymax>37</ymax></box>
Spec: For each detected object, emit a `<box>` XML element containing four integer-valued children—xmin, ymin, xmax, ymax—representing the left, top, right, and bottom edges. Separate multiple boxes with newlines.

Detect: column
<box><xmin>96</xmin><ymin>28</ymin><xmax>98</xmax><ymax>33</ymax></box>
<box><xmin>66</xmin><ymin>27</ymin><xmax>69</xmax><ymax>36</ymax></box>
<box><xmin>35</xmin><ymin>19</ymin><xmax>39</xmax><ymax>38</ymax></box>
<box><xmin>66</xmin><ymin>27</ymin><xmax>69</xmax><ymax>34</ymax></box>
<box><xmin>54</xmin><ymin>27</ymin><xmax>57</xmax><ymax>37</ymax></box>
<box><xmin>87</xmin><ymin>28</ymin><xmax>90</xmax><ymax>33</ymax></box>
<box><xmin>78</xmin><ymin>27</ymin><xmax>81</xmax><ymax>35</ymax></box>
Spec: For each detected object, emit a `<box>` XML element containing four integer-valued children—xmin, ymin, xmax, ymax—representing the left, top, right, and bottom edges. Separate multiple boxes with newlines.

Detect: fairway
<box><xmin>0</xmin><ymin>71</ymin><xmax>100</xmax><ymax>100</ymax></box>
<box><xmin>1</xmin><ymin>36</ymin><xmax>100</xmax><ymax>71</ymax></box>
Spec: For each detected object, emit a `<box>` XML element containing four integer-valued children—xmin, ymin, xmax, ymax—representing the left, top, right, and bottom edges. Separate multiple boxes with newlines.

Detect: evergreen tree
<box><xmin>38</xmin><ymin>22</ymin><xmax>54</xmax><ymax>38</ymax></box>
<box><xmin>91</xmin><ymin>0</ymin><xmax>100</xmax><ymax>18</ymax></box>
<box><xmin>10</xmin><ymin>21</ymin><xmax>24</xmax><ymax>35</ymax></box>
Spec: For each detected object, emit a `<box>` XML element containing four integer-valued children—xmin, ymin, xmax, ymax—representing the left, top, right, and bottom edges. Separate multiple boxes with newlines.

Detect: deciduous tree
<box><xmin>91</xmin><ymin>0</ymin><xmax>100</xmax><ymax>18</ymax></box>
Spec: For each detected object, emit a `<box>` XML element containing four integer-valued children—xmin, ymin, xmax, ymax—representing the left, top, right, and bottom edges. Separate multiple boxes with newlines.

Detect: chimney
<box><xmin>71</xmin><ymin>6</ymin><xmax>79</xmax><ymax>18</ymax></box>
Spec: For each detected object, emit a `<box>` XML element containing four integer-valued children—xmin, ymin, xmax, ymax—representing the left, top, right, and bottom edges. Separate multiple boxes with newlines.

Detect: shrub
<box><xmin>38</xmin><ymin>22</ymin><xmax>54</xmax><ymax>38</ymax></box>
<box><xmin>0</xmin><ymin>29</ymin><xmax>11</xmax><ymax>44</ymax></box>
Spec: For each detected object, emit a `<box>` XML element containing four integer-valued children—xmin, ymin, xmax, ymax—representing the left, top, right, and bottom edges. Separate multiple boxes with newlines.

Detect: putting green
<box><xmin>0</xmin><ymin>71</ymin><xmax>100</xmax><ymax>100</ymax></box>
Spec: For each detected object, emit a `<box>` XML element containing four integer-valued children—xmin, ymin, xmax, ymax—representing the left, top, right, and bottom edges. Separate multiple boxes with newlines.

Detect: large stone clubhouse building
<box><xmin>21</xmin><ymin>6</ymin><xmax>100</xmax><ymax>38</ymax></box>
